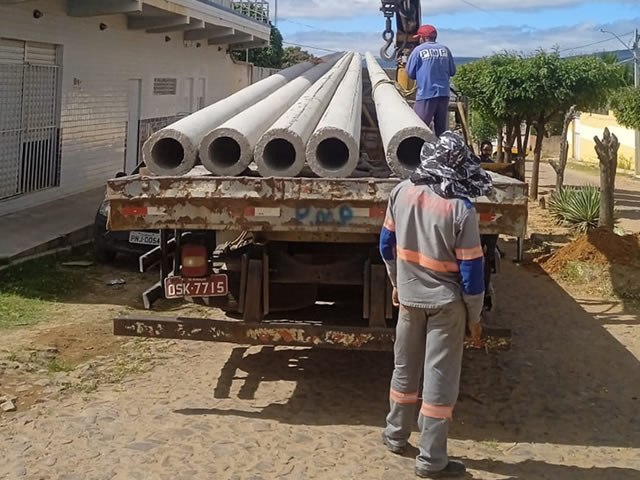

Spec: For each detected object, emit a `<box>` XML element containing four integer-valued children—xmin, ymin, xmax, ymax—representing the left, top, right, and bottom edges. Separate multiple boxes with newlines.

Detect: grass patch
<box><xmin>560</xmin><ymin>261</ymin><xmax>605</xmax><ymax>284</ymax></box>
<box><xmin>74</xmin><ymin>381</ymin><xmax>98</xmax><ymax>394</ymax></box>
<box><xmin>47</xmin><ymin>358</ymin><xmax>74</xmax><ymax>373</ymax></box>
<box><xmin>0</xmin><ymin>256</ymin><xmax>87</xmax><ymax>329</ymax></box>
<box><xmin>559</xmin><ymin>261</ymin><xmax>640</xmax><ymax>301</ymax></box>
<box><xmin>0</xmin><ymin>293</ymin><xmax>48</xmax><ymax>329</ymax></box>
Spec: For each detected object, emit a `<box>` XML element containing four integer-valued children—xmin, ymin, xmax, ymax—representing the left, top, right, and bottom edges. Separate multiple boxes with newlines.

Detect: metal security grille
<box><xmin>0</xmin><ymin>39</ymin><xmax>61</xmax><ymax>200</ymax></box>
<box><xmin>231</xmin><ymin>0</ymin><xmax>270</xmax><ymax>23</ymax></box>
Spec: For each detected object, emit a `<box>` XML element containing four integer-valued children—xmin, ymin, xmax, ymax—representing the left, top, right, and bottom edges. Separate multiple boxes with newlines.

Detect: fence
<box><xmin>0</xmin><ymin>63</ymin><xmax>61</xmax><ymax>200</ymax></box>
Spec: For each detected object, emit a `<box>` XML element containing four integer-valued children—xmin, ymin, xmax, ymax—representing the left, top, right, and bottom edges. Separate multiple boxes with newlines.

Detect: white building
<box><xmin>0</xmin><ymin>0</ymin><xmax>270</xmax><ymax>216</ymax></box>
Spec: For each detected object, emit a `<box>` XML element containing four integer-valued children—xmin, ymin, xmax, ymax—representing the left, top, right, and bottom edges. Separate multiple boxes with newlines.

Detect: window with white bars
<box><xmin>0</xmin><ymin>38</ymin><xmax>61</xmax><ymax>200</ymax></box>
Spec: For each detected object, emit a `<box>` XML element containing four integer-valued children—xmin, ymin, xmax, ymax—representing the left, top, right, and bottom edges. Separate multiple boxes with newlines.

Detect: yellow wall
<box><xmin>569</xmin><ymin>111</ymin><xmax>637</xmax><ymax>173</ymax></box>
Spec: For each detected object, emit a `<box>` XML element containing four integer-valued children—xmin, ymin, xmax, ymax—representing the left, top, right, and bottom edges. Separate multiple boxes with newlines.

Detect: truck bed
<box><xmin>106</xmin><ymin>170</ymin><xmax>528</xmax><ymax>238</ymax></box>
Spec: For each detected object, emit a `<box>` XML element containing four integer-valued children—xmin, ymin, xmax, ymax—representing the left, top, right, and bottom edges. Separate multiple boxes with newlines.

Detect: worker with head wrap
<box><xmin>406</xmin><ymin>25</ymin><xmax>457</xmax><ymax>137</ymax></box>
<box><xmin>379</xmin><ymin>132</ymin><xmax>493</xmax><ymax>478</ymax></box>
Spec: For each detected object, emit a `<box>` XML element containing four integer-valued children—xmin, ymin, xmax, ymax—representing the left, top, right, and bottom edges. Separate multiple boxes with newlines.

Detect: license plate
<box><xmin>129</xmin><ymin>231</ymin><xmax>160</xmax><ymax>246</ymax></box>
<box><xmin>164</xmin><ymin>275</ymin><xmax>228</xmax><ymax>299</ymax></box>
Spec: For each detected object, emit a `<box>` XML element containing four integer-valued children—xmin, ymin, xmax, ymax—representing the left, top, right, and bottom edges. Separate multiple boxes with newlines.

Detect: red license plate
<box><xmin>164</xmin><ymin>275</ymin><xmax>228</xmax><ymax>299</ymax></box>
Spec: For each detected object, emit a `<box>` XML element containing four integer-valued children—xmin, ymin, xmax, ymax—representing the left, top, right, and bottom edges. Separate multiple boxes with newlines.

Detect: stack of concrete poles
<box><xmin>254</xmin><ymin>53</ymin><xmax>353</xmax><ymax>177</ymax></box>
<box><xmin>200</xmin><ymin>53</ymin><xmax>346</xmax><ymax>176</ymax></box>
<box><xmin>365</xmin><ymin>52</ymin><xmax>436</xmax><ymax>178</ymax></box>
<box><xmin>142</xmin><ymin>58</ymin><xmax>322</xmax><ymax>176</ymax></box>
<box><xmin>306</xmin><ymin>53</ymin><xmax>363</xmax><ymax>178</ymax></box>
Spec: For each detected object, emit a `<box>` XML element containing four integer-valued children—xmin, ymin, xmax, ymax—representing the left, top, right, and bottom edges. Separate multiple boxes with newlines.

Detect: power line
<box><xmin>282</xmin><ymin>41</ymin><xmax>341</xmax><ymax>53</ymax></box>
<box><xmin>280</xmin><ymin>18</ymin><xmax>321</xmax><ymax>30</ymax></box>
<box><xmin>559</xmin><ymin>31</ymin><xmax>635</xmax><ymax>54</ymax></box>
<box><xmin>458</xmin><ymin>0</ymin><xmax>491</xmax><ymax>14</ymax></box>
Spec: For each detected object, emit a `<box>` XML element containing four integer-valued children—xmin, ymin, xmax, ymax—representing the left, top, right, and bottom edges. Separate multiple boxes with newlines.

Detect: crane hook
<box><xmin>380</xmin><ymin>12</ymin><xmax>396</xmax><ymax>60</ymax></box>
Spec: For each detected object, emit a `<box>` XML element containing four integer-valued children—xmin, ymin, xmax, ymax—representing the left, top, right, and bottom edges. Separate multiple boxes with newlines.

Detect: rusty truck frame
<box><xmin>106</xmin><ymin>73</ymin><xmax>527</xmax><ymax>351</ymax></box>
<box><xmin>106</xmin><ymin>170</ymin><xmax>527</xmax><ymax>351</ymax></box>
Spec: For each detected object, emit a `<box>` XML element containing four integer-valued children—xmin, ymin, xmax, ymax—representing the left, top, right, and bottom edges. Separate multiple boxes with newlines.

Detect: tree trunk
<box><xmin>529</xmin><ymin>115</ymin><xmax>546</xmax><ymax>200</ymax></box>
<box><xmin>522</xmin><ymin>121</ymin><xmax>531</xmax><ymax>156</ymax></box>
<box><xmin>504</xmin><ymin>122</ymin><xmax>515</xmax><ymax>164</ymax></box>
<box><xmin>594</xmin><ymin>128</ymin><xmax>620</xmax><ymax>231</ymax></box>
<box><xmin>497</xmin><ymin>128</ymin><xmax>504</xmax><ymax>163</ymax></box>
<box><xmin>551</xmin><ymin>105</ymin><xmax>576</xmax><ymax>191</ymax></box>
<box><xmin>529</xmin><ymin>130</ymin><xmax>545</xmax><ymax>200</ymax></box>
<box><xmin>516</xmin><ymin>123</ymin><xmax>523</xmax><ymax>156</ymax></box>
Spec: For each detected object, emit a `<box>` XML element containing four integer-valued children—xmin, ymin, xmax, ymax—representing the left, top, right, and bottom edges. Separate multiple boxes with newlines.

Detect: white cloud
<box><xmin>274</xmin><ymin>0</ymin><xmax>634</xmax><ymax>19</ymax></box>
<box><xmin>283</xmin><ymin>18</ymin><xmax>640</xmax><ymax>57</ymax></box>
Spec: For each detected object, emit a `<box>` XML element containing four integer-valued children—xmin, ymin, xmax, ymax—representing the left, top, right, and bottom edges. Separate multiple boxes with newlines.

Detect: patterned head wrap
<box><xmin>410</xmin><ymin>131</ymin><xmax>494</xmax><ymax>199</ymax></box>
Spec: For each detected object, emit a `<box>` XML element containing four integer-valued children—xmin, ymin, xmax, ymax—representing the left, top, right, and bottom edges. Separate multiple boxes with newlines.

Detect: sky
<box><xmin>268</xmin><ymin>0</ymin><xmax>640</xmax><ymax>58</ymax></box>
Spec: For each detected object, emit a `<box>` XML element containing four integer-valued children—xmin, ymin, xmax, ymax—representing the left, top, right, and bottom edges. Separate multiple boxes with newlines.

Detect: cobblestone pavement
<box><xmin>1</xmin><ymin>259</ymin><xmax>639</xmax><ymax>480</ymax></box>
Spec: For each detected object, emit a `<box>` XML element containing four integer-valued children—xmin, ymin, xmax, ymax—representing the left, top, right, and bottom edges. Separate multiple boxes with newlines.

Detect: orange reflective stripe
<box><xmin>390</xmin><ymin>388</ymin><xmax>419</xmax><ymax>404</ymax></box>
<box><xmin>403</xmin><ymin>186</ymin><xmax>453</xmax><ymax>215</ymax></box>
<box><xmin>420</xmin><ymin>403</ymin><xmax>454</xmax><ymax>420</ymax></box>
<box><xmin>383</xmin><ymin>216</ymin><xmax>396</xmax><ymax>232</ymax></box>
<box><xmin>396</xmin><ymin>248</ymin><xmax>459</xmax><ymax>273</ymax></box>
<box><xmin>455</xmin><ymin>246</ymin><xmax>484</xmax><ymax>261</ymax></box>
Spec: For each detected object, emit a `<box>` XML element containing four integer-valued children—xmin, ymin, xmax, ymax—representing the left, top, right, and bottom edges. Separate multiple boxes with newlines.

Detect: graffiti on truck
<box><xmin>295</xmin><ymin>205</ymin><xmax>354</xmax><ymax>226</ymax></box>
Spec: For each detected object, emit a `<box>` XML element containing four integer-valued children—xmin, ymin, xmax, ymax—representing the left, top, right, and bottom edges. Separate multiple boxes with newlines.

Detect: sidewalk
<box><xmin>0</xmin><ymin>187</ymin><xmax>105</xmax><ymax>263</ymax></box>
<box><xmin>529</xmin><ymin>161</ymin><xmax>640</xmax><ymax>233</ymax></box>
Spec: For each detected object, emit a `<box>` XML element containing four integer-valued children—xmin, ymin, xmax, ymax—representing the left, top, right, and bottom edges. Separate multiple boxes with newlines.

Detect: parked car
<box><xmin>94</xmin><ymin>170</ymin><xmax>161</xmax><ymax>263</ymax></box>
<box><xmin>94</xmin><ymin>203</ymin><xmax>161</xmax><ymax>263</ymax></box>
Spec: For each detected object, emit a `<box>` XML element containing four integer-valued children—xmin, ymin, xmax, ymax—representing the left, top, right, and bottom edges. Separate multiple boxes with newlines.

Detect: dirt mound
<box><xmin>542</xmin><ymin>228</ymin><xmax>640</xmax><ymax>273</ymax></box>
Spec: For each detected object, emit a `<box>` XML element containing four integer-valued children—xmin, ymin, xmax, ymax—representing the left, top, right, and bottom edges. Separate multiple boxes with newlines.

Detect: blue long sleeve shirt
<box><xmin>406</xmin><ymin>41</ymin><xmax>457</xmax><ymax>101</ymax></box>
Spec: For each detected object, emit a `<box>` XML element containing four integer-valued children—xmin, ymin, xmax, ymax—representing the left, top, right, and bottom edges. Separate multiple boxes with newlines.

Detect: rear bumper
<box><xmin>113</xmin><ymin>316</ymin><xmax>512</xmax><ymax>351</ymax></box>
<box><xmin>94</xmin><ymin>213</ymin><xmax>154</xmax><ymax>256</ymax></box>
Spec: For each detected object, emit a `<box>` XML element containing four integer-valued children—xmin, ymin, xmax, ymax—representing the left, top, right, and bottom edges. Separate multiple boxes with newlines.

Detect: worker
<box><xmin>379</xmin><ymin>132</ymin><xmax>492</xmax><ymax>478</ymax></box>
<box><xmin>479</xmin><ymin>140</ymin><xmax>494</xmax><ymax>163</ymax></box>
<box><xmin>406</xmin><ymin>25</ymin><xmax>456</xmax><ymax>137</ymax></box>
<box><xmin>477</xmin><ymin>140</ymin><xmax>499</xmax><ymax>312</ymax></box>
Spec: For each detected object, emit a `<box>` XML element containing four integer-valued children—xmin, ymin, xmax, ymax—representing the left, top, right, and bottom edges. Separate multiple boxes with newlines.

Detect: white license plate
<box><xmin>129</xmin><ymin>231</ymin><xmax>160</xmax><ymax>246</ymax></box>
<box><xmin>164</xmin><ymin>275</ymin><xmax>229</xmax><ymax>299</ymax></box>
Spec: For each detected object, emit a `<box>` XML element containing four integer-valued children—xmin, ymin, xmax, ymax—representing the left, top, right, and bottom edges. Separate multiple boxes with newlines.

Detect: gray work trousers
<box><xmin>384</xmin><ymin>301</ymin><xmax>466</xmax><ymax>472</ymax></box>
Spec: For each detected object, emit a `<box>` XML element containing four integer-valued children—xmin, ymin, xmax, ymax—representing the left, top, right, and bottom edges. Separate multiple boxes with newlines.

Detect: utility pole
<box><xmin>274</xmin><ymin>0</ymin><xmax>278</xmax><ymax>26</ymax></box>
<box><xmin>633</xmin><ymin>28</ymin><xmax>640</xmax><ymax>176</ymax></box>
<box><xmin>601</xmin><ymin>28</ymin><xmax>640</xmax><ymax>176</ymax></box>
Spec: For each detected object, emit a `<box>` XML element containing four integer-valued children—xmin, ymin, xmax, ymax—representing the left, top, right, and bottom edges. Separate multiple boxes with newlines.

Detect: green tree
<box><xmin>232</xmin><ymin>24</ymin><xmax>284</xmax><ymax>68</ymax></box>
<box><xmin>456</xmin><ymin>51</ymin><xmax>625</xmax><ymax>198</ymax></box>
<box><xmin>611</xmin><ymin>87</ymin><xmax>640</xmax><ymax>130</ymax></box>
<box><xmin>548</xmin><ymin>55</ymin><xmax>625</xmax><ymax>191</ymax></box>
<box><xmin>599</xmin><ymin>52</ymin><xmax>634</xmax><ymax>85</ymax></box>
<box><xmin>282</xmin><ymin>46</ymin><xmax>315</xmax><ymax>68</ymax></box>
<box><xmin>469</xmin><ymin>110</ymin><xmax>497</xmax><ymax>147</ymax></box>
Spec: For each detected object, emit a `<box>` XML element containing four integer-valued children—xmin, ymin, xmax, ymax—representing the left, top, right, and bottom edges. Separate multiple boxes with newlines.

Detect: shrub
<box><xmin>548</xmin><ymin>186</ymin><xmax>601</xmax><ymax>232</ymax></box>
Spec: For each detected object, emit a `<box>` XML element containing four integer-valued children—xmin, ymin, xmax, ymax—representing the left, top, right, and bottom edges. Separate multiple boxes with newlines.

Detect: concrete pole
<box><xmin>274</xmin><ymin>0</ymin><xmax>278</xmax><ymax>27</ymax></box>
<box><xmin>306</xmin><ymin>53</ymin><xmax>363</xmax><ymax>178</ymax></box>
<box><xmin>254</xmin><ymin>53</ymin><xmax>353</xmax><ymax>177</ymax></box>
<box><xmin>633</xmin><ymin>28</ymin><xmax>640</xmax><ymax>176</ymax></box>
<box><xmin>142</xmin><ymin>59</ymin><xmax>317</xmax><ymax>176</ymax></box>
<box><xmin>200</xmin><ymin>53</ymin><xmax>345</xmax><ymax>176</ymax></box>
<box><xmin>365</xmin><ymin>52</ymin><xmax>436</xmax><ymax>178</ymax></box>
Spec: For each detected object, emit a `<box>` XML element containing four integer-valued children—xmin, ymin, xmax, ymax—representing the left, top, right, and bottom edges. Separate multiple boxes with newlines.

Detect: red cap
<box><xmin>414</xmin><ymin>25</ymin><xmax>437</xmax><ymax>40</ymax></box>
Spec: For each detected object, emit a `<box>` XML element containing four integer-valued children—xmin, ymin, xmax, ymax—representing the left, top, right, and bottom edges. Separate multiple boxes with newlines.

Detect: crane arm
<box><xmin>379</xmin><ymin>0</ymin><xmax>421</xmax><ymax>61</ymax></box>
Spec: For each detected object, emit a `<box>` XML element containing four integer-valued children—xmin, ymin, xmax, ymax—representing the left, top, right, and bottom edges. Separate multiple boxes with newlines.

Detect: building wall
<box><xmin>0</xmin><ymin>0</ymin><xmax>253</xmax><ymax>216</ymax></box>
<box><xmin>569</xmin><ymin>111</ymin><xmax>637</xmax><ymax>173</ymax></box>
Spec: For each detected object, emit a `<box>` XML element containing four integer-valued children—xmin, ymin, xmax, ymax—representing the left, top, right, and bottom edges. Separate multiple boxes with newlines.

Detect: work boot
<box><xmin>415</xmin><ymin>460</ymin><xmax>466</xmax><ymax>478</ymax></box>
<box><xmin>381</xmin><ymin>432</ymin><xmax>406</xmax><ymax>455</ymax></box>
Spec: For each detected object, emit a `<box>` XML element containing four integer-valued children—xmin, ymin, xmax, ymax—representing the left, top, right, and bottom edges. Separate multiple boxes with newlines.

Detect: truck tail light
<box><xmin>181</xmin><ymin>245</ymin><xmax>208</xmax><ymax>278</ymax></box>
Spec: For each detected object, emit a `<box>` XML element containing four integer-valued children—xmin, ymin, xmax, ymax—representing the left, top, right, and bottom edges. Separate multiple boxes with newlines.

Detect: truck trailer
<box><xmin>105</xmin><ymin>66</ymin><xmax>528</xmax><ymax>351</ymax></box>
